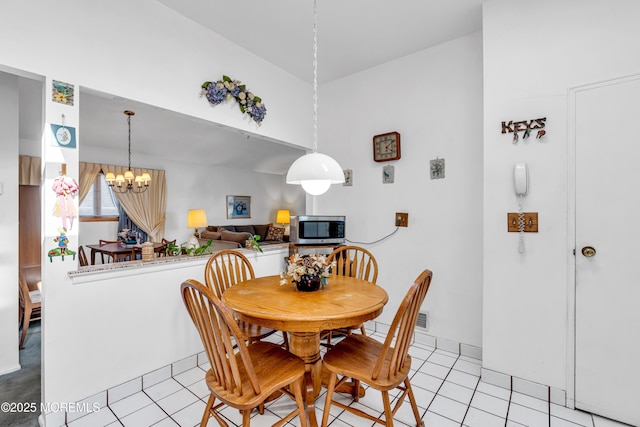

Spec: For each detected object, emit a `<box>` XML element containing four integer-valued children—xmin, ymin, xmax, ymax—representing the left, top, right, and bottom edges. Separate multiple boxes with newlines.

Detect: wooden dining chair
<box><xmin>18</xmin><ymin>270</ymin><xmax>42</xmax><ymax>350</ymax></box>
<box><xmin>78</xmin><ymin>245</ymin><xmax>88</xmax><ymax>267</ymax></box>
<box><xmin>323</xmin><ymin>245</ymin><xmax>379</xmax><ymax>346</ymax></box>
<box><xmin>181</xmin><ymin>279</ymin><xmax>308</xmax><ymax>427</ymax></box>
<box><xmin>204</xmin><ymin>250</ymin><xmax>288</xmax><ymax>350</ymax></box>
<box><xmin>321</xmin><ymin>269</ymin><xmax>433</xmax><ymax>427</ymax></box>
<box><xmin>98</xmin><ymin>239</ymin><xmax>120</xmax><ymax>263</ymax></box>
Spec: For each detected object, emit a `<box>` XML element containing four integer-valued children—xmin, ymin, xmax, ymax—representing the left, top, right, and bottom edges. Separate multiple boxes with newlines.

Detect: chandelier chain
<box><xmin>127</xmin><ymin>113</ymin><xmax>132</xmax><ymax>170</ymax></box>
<box><xmin>313</xmin><ymin>0</ymin><xmax>318</xmax><ymax>153</ymax></box>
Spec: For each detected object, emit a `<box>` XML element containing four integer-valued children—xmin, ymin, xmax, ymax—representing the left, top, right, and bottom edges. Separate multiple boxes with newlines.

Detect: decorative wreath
<box><xmin>201</xmin><ymin>75</ymin><xmax>267</xmax><ymax>125</ymax></box>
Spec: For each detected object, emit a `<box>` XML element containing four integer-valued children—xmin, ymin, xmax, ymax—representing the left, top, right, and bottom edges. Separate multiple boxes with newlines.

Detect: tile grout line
<box><xmin>459</xmin><ymin>373</ymin><xmax>482</xmax><ymax>426</ymax></box>
<box><xmin>504</xmin><ymin>375</ymin><xmax>513</xmax><ymax>427</ymax></box>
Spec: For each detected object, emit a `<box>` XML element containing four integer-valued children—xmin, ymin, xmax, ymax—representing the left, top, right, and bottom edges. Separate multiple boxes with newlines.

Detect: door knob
<box><xmin>581</xmin><ymin>246</ymin><xmax>596</xmax><ymax>257</ymax></box>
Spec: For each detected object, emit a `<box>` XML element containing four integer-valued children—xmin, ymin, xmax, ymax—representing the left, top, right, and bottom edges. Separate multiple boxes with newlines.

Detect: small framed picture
<box><xmin>382</xmin><ymin>165</ymin><xmax>394</xmax><ymax>184</ymax></box>
<box><xmin>343</xmin><ymin>169</ymin><xmax>353</xmax><ymax>186</ymax></box>
<box><xmin>52</xmin><ymin>80</ymin><xmax>74</xmax><ymax>106</ymax></box>
<box><xmin>226</xmin><ymin>195</ymin><xmax>251</xmax><ymax>219</ymax></box>
<box><xmin>50</xmin><ymin>124</ymin><xmax>77</xmax><ymax>148</ymax></box>
<box><xmin>430</xmin><ymin>158</ymin><xmax>445</xmax><ymax>179</ymax></box>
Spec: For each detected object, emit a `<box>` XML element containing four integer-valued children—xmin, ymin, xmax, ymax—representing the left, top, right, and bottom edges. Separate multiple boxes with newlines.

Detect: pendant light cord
<box><xmin>313</xmin><ymin>0</ymin><xmax>318</xmax><ymax>153</ymax></box>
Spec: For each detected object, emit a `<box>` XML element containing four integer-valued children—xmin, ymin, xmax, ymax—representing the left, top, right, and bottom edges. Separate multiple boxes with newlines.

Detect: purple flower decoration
<box><xmin>201</xmin><ymin>75</ymin><xmax>267</xmax><ymax>124</ymax></box>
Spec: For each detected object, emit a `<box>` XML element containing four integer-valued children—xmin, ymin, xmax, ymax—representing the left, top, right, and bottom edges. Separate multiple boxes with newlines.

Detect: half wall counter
<box><xmin>48</xmin><ymin>244</ymin><xmax>288</xmax><ymax>406</ymax></box>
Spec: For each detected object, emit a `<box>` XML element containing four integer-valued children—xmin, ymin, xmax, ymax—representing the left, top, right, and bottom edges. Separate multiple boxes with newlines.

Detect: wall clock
<box><xmin>373</xmin><ymin>131</ymin><xmax>401</xmax><ymax>162</ymax></box>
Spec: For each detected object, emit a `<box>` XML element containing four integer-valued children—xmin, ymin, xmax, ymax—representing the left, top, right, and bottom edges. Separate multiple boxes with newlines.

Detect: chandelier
<box><xmin>286</xmin><ymin>0</ymin><xmax>344</xmax><ymax>195</ymax></box>
<box><xmin>105</xmin><ymin>110</ymin><xmax>151</xmax><ymax>194</ymax></box>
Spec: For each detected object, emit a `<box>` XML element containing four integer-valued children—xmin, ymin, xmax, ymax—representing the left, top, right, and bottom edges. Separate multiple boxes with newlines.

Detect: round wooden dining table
<box><xmin>222</xmin><ymin>274</ymin><xmax>388</xmax><ymax>427</ymax></box>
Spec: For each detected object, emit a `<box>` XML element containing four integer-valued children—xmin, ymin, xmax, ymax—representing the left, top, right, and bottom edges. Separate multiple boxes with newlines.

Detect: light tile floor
<box><xmin>65</xmin><ymin>332</ymin><xmax>629</xmax><ymax>427</ymax></box>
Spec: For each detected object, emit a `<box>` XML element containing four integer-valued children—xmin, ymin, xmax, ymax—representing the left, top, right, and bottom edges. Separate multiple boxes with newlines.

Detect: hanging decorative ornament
<box><xmin>47</xmin><ymin>227</ymin><xmax>77</xmax><ymax>262</ymax></box>
<box><xmin>52</xmin><ymin>174</ymin><xmax>79</xmax><ymax>230</ymax></box>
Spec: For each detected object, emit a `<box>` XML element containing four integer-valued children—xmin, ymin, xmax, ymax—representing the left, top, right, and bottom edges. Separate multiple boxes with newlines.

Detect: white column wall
<box><xmin>318</xmin><ymin>33</ymin><xmax>484</xmax><ymax>347</ymax></box>
<box><xmin>482</xmin><ymin>0</ymin><xmax>640</xmax><ymax>390</ymax></box>
<box><xmin>0</xmin><ymin>72</ymin><xmax>20</xmax><ymax>375</ymax></box>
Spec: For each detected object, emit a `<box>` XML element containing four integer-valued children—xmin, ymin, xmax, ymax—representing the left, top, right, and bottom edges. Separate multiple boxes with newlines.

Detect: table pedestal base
<box><xmin>289</xmin><ymin>332</ymin><xmax>322</xmax><ymax>427</ymax></box>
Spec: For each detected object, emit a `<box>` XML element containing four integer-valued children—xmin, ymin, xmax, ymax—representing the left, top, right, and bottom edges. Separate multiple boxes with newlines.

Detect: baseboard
<box><xmin>0</xmin><ymin>363</ymin><xmax>21</xmax><ymax>376</ymax></box>
<box><xmin>481</xmin><ymin>367</ymin><xmax>567</xmax><ymax>406</ymax></box>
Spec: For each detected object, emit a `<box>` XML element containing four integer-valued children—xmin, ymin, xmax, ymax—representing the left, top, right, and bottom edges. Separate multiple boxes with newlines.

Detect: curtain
<box><xmin>78</xmin><ymin>162</ymin><xmax>102</xmax><ymax>203</ymax></box>
<box><xmin>19</xmin><ymin>155</ymin><xmax>41</xmax><ymax>185</ymax></box>
<box><xmin>99</xmin><ymin>165</ymin><xmax>166</xmax><ymax>242</ymax></box>
<box><xmin>117</xmin><ymin>204</ymin><xmax>148</xmax><ymax>243</ymax></box>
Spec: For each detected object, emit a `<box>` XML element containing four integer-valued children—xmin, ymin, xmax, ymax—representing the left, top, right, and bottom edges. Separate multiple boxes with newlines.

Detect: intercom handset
<box><xmin>514</xmin><ymin>163</ymin><xmax>528</xmax><ymax>196</ymax></box>
<box><xmin>514</xmin><ymin>163</ymin><xmax>528</xmax><ymax>253</ymax></box>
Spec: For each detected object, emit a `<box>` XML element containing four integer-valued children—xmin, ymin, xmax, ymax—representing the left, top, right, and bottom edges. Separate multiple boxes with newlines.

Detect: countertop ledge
<box><xmin>68</xmin><ymin>244</ymin><xmax>289</xmax><ymax>284</ymax></box>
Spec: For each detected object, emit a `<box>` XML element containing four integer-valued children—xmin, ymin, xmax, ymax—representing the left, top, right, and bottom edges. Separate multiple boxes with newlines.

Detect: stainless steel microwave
<box><xmin>289</xmin><ymin>215</ymin><xmax>346</xmax><ymax>245</ymax></box>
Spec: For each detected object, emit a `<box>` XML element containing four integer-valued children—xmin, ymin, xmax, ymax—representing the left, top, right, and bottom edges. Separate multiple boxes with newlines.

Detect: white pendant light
<box><xmin>286</xmin><ymin>0</ymin><xmax>344</xmax><ymax>195</ymax></box>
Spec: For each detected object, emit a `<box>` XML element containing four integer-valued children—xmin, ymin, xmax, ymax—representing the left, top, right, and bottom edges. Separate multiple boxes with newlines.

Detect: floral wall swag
<box><xmin>201</xmin><ymin>75</ymin><xmax>267</xmax><ymax>125</ymax></box>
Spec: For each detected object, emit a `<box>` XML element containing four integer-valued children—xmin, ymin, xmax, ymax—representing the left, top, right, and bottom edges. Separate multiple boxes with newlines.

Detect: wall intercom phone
<box><xmin>514</xmin><ymin>163</ymin><xmax>528</xmax><ymax>253</ymax></box>
<box><xmin>514</xmin><ymin>163</ymin><xmax>528</xmax><ymax>196</ymax></box>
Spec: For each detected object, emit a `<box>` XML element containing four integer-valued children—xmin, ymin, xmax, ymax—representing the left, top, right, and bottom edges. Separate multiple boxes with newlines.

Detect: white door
<box><xmin>575</xmin><ymin>76</ymin><xmax>640</xmax><ymax>425</ymax></box>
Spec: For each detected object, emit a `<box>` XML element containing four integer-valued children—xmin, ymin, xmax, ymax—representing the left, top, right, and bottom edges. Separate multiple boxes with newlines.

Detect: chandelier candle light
<box><xmin>286</xmin><ymin>0</ymin><xmax>344</xmax><ymax>196</ymax></box>
<box><xmin>105</xmin><ymin>110</ymin><xmax>151</xmax><ymax>193</ymax></box>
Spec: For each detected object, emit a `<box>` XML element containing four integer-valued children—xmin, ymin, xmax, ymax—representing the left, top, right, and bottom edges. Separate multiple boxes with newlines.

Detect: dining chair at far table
<box><xmin>323</xmin><ymin>245</ymin><xmax>379</xmax><ymax>346</ymax></box>
<box><xmin>321</xmin><ymin>269</ymin><xmax>433</xmax><ymax>427</ymax></box>
<box><xmin>18</xmin><ymin>270</ymin><xmax>42</xmax><ymax>350</ymax></box>
<box><xmin>98</xmin><ymin>239</ymin><xmax>123</xmax><ymax>263</ymax></box>
<box><xmin>180</xmin><ymin>279</ymin><xmax>308</xmax><ymax>427</ymax></box>
<box><xmin>160</xmin><ymin>238</ymin><xmax>176</xmax><ymax>256</ymax></box>
<box><xmin>204</xmin><ymin>250</ymin><xmax>289</xmax><ymax>350</ymax></box>
<box><xmin>77</xmin><ymin>245</ymin><xmax>88</xmax><ymax>267</ymax></box>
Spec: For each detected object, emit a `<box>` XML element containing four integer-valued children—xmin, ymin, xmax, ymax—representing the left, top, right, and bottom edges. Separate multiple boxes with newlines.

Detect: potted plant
<box><xmin>165</xmin><ymin>242</ymin><xmax>182</xmax><ymax>256</ymax></box>
<box><xmin>285</xmin><ymin>253</ymin><xmax>335</xmax><ymax>292</ymax></box>
<box><xmin>182</xmin><ymin>239</ymin><xmax>213</xmax><ymax>256</ymax></box>
<box><xmin>246</xmin><ymin>234</ymin><xmax>263</xmax><ymax>253</ymax></box>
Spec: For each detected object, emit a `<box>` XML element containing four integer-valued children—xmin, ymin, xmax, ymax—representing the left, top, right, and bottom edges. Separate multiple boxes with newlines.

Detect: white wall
<box><xmin>482</xmin><ymin>0</ymin><xmax>640</xmax><ymax>391</ymax></box>
<box><xmin>0</xmin><ymin>72</ymin><xmax>20</xmax><ymax>375</ymax></box>
<box><xmin>0</xmin><ymin>0</ymin><xmax>312</xmax><ymax>407</ymax></box>
<box><xmin>318</xmin><ymin>33</ymin><xmax>484</xmax><ymax>347</ymax></box>
<box><xmin>0</xmin><ymin>0</ymin><xmax>312</xmax><ymax>151</ymax></box>
<box><xmin>53</xmin><ymin>247</ymin><xmax>287</xmax><ymax>405</ymax></box>
<box><xmin>77</xmin><ymin>149</ymin><xmax>305</xmax><ymax>250</ymax></box>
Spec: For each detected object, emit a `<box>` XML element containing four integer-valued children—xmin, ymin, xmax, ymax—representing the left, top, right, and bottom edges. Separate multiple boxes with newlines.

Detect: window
<box><xmin>79</xmin><ymin>173</ymin><xmax>119</xmax><ymax>219</ymax></box>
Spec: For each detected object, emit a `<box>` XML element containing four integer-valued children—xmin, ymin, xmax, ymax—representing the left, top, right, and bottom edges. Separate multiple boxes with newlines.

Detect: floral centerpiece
<box><xmin>201</xmin><ymin>75</ymin><xmax>267</xmax><ymax>125</ymax></box>
<box><xmin>285</xmin><ymin>253</ymin><xmax>335</xmax><ymax>292</ymax></box>
<box><xmin>118</xmin><ymin>228</ymin><xmax>138</xmax><ymax>244</ymax></box>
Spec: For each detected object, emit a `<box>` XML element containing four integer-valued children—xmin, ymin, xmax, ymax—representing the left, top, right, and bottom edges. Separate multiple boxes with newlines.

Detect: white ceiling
<box><xmin>158</xmin><ymin>0</ymin><xmax>484</xmax><ymax>84</ymax></box>
<box><xmin>18</xmin><ymin>0</ymin><xmax>483</xmax><ymax>174</ymax></box>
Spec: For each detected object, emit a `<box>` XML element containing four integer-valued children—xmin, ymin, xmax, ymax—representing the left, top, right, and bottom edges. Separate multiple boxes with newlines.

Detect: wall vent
<box><xmin>416</xmin><ymin>311</ymin><xmax>428</xmax><ymax>330</ymax></box>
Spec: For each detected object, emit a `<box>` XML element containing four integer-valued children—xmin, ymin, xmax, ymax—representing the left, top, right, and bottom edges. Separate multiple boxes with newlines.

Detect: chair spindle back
<box><xmin>181</xmin><ymin>279</ymin><xmax>261</xmax><ymax>397</ymax></box>
<box><xmin>373</xmin><ymin>269</ymin><xmax>432</xmax><ymax>380</ymax></box>
<box><xmin>204</xmin><ymin>250</ymin><xmax>255</xmax><ymax>297</ymax></box>
<box><xmin>328</xmin><ymin>245</ymin><xmax>378</xmax><ymax>284</ymax></box>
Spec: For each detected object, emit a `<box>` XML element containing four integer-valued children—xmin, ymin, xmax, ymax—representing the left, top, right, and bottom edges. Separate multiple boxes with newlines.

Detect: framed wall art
<box><xmin>343</xmin><ymin>169</ymin><xmax>353</xmax><ymax>186</ymax></box>
<box><xmin>382</xmin><ymin>165</ymin><xmax>395</xmax><ymax>184</ymax></box>
<box><xmin>226</xmin><ymin>195</ymin><xmax>251</xmax><ymax>219</ymax></box>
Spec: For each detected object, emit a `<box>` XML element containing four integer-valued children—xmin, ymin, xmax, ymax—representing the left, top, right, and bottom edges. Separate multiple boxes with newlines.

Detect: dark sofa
<box><xmin>200</xmin><ymin>224</ymin><xmax>286</xmax><ymax>249</ymax></box>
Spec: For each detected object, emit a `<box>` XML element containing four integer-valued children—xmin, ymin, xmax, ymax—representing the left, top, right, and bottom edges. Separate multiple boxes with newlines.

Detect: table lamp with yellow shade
<box><xmin>276</xmin><ymin>209</ymin><xmax>290</xmax><ymax>228</ymax></box>
<box><xmin>276</xmin><ymin>209</ymin><xmax>291</xmax><ymax>240</ymax></box>
<box><xmin>187</xmin><ymin>209</ymin><xmax>208</xmax><ymax>249</ymax></box>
